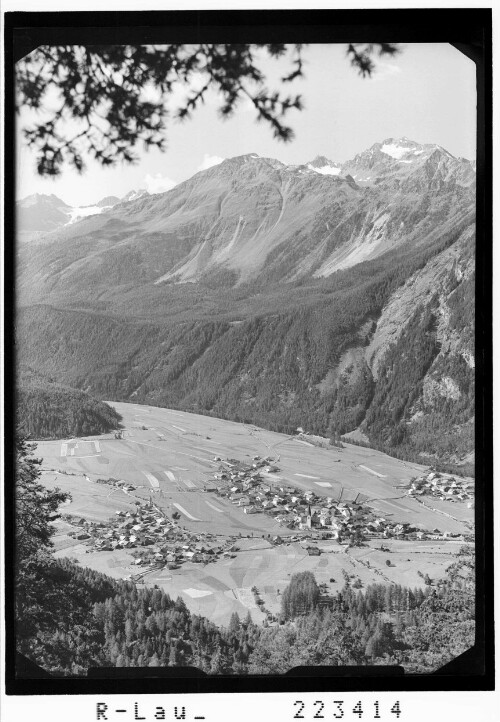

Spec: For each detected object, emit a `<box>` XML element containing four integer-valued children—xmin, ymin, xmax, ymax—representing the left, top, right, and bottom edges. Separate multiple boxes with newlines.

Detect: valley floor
<box><xmin>38</xmin><ymin>401</ymin><xmax>474</xmax><ymax>627</ymax></box>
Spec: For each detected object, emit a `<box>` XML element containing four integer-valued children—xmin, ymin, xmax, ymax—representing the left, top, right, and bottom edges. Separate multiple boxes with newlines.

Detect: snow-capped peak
<box><xmin>122</xmin><ymin>189</ymin><xmax>150</xmax><ymax>202</ymax></box>
<box><xmin>306</xmin><ymin>155</ymin><xmax>342</xmax><ymax>176</ymax></box>
<box><xmin>379</xmin><ymin>139</ymin><xmax>419</xmax><ymax>160</ymax></box>
<box><xmin>377</xmin><ymin>138</ymin><xmax>456</xmax><ymax>162</ymax></box>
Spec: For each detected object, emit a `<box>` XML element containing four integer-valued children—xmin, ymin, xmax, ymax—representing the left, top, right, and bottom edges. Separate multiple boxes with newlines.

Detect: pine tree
<box><xmin>209</xmin><ymin>647</ymin><xmax>225</xmax><ymax>675</ymax></box>
<box><xmin>15</xmin><ymin>435</ymin><xmax>69</xmax><ymax>563</ymax></box>
<box><xmin>281</xmin><ymin>571</ymin><xmax>320</xmax><ymax>619</ymax></box>
<box><xmin>168</xmin><ymin>645</ymin><xmax>178</xmax><ymax>667</ymax></box>
<box><xmin>365</xmin><ymin>633</ymin><xmax>383</xmax><ymax>659</ymax></box>
<box><xmin>148</xmin><ymin>653</ymin><xmax>161</xmax><ymax>667</ymax></box>
<box><xmin>228</xmin><ymin>612</ymin><xmax>240</xmax><ymax>633</ymax></box>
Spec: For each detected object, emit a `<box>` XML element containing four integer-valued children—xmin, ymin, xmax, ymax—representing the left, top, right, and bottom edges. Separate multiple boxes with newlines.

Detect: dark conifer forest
<box><xmin>16</xmin><ymin>367</ymin><xmax>122</xmax><ymax>438</ymax></box>
<box><xmin>17</xmin><ymin>547</ymin><xmax>475</xmax><ymax>676</ymax></box>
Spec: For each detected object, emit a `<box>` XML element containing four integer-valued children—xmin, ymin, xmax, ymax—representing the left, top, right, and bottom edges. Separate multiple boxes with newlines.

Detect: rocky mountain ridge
<box><xmin>17</xmin><ymin>138</ymin><xmax>475</xmax><ymax>309</ymax></box>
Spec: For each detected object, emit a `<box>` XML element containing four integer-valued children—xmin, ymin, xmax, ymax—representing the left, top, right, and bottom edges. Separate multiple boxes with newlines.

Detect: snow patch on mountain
<box><xmin>66</xmin><ymin>205</ymin><xmax>109</xmax><ymax>224</ymax></box>
<box><xmin>306</xmin><ymin>156</ymin><xmax>342</xmax><ymax>176</ymax></box>
<box><xmin>380</xmin><ymin>142</ymin><xmax>414</xmax><ymax>159</ymax></box>
<box><xmin>62</xmin><ymin>189</ymin><xmax>150</xmax><ymax>226</ymax></box>
<box><xmin>307</xmin><ymin>163</ymin><xmax>341</xmax><ymax>176</ymax></box>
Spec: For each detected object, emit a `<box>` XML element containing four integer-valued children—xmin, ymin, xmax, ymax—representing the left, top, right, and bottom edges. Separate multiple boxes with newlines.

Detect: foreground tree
<box><xmin>15</xmin><ymin>435</ymin><xmax>68</xmax><ymax>563</ymax></box>
<box><xmin>249</xmin><ymin>610</ymin><xmax>364</xmax><ymax>673</ymax></box>
<box><xmin>15</xmin><ymin>435</ymin><xmax>69</xmax><ymax>640</ymax></box>
<box><xmin>396</xmin><ymin>546</ymin><xmax>475</xmax><ymax>672</ymax></box>
<box><xmin>16</xmin><ymin>42</ymin><xmax>399</xmax><ymax>176</ymax></box>
<box><xmin>281</xmin><ymin>570</ymin><xmax>320</xmax><ymax>619</ymax></box>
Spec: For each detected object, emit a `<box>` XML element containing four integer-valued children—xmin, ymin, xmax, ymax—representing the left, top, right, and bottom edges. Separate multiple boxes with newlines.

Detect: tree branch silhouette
<box><xmin>17</xmin><ymin>43</ymin><xmax>400</xmax><ymax>177</ymax></box>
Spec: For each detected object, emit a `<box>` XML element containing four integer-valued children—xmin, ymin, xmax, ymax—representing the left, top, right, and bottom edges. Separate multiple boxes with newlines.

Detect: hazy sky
<box><xmin>16</xmin><ymin>43</ymin><xmax>476</xmax><ymax>207</ymax></box>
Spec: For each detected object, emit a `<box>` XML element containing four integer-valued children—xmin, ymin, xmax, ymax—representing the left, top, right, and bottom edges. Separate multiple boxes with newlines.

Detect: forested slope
<box><xmin>18</xmin><ymin>550</ymin><xmax>475</xmax><ymax>676</ymax></box>
<box><xmin>17</xmin><ymin>221</ymin><xmax>474</xmax><ymax>467</ymax></box>
<box><xmin>16</xmin><ymin>367</ymin><xmax>122</xmax><ymax>438</ymax></box>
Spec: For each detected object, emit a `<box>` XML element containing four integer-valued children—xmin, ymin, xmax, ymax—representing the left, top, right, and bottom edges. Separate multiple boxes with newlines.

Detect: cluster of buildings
<box><xmin>61</xmin><ymin>459</ymin><xmax>472</xmax><ymax>576</ymax></box>
<box><xmin>95</xmin><ymin>476</ymin><xmax>136</xmax><ymax>493</ymax></box>
<box><xmin>406</xmin><ymin>471</ymin><xmax>474</xmax><ymax>505</ymax></box>
<box><xmin>208</xmin><ymin>456</ymin><xmax>440</xmax><ymax>543</ymax></box>
<box><xmin>62</xmin><ymin>501</ymin><xmax>239</xmax><ymax>569</ymax></box>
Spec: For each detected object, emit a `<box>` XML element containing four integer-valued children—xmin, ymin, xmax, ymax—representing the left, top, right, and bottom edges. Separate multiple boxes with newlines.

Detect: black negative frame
<box><xmin>3</xmin><ymin>7</ymin><xmax>493</xmax><ymax>696</ymax></box>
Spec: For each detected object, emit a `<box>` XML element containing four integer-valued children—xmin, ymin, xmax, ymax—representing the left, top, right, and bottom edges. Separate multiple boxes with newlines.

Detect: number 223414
<box><xmin>293</xmin><ymin>700</ymin><xmax>402</xmax><ymax>720</ymax></box>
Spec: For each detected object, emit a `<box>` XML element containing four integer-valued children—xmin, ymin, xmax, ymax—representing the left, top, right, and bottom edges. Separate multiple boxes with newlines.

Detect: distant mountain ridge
<box><xmin>16</xmin><ymin>189</ymin><xmax>149</xmax><ymax>242</ymax></box>
<box><xmin>17</xmin><ymin>138</ymin><xmax>475</xmax><ymax>305</ymax></box>
<box><xmin>16</xmin><ymin>193</ymin><xmax>70</xmax><ymax>236</ymax></box>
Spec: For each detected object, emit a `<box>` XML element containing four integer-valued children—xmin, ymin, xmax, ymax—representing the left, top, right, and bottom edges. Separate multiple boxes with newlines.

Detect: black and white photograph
<box><xmin>3</xmin><ymin>8</ymin><xmax>493</xmax><ymax>707</ymax></box>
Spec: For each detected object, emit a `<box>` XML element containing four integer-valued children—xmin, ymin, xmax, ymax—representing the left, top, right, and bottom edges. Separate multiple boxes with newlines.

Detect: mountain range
<box><xmin>15</xmin><ymin>138</ymin><xmax>475</xmax><ymax>470</ymax></box>
<box><xmin>16</xmin><ymin>189</ymin><xmax>148</xmax><ymax>243</ymax></box>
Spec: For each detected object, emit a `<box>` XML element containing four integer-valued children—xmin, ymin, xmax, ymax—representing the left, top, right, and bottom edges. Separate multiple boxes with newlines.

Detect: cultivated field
<box><xmin>38</xmin><ymin>402</ymin><xmax>474</xmax><ymax>626</ymax></box>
